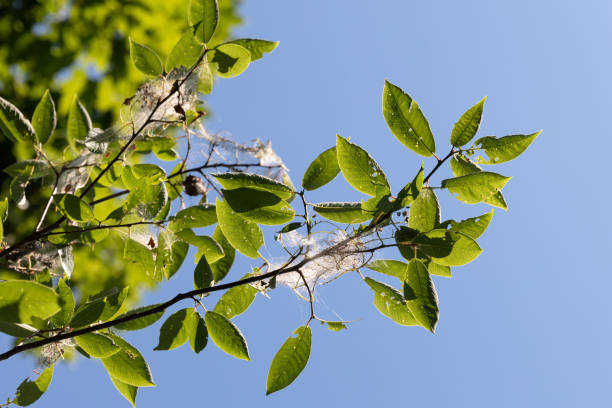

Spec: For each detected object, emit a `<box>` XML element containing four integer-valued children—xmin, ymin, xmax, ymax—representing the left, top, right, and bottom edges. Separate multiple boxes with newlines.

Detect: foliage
<box><xmin>0</xmin><ymin>1</ymin><xmax>539</xmax><ymax>405</ymax></box>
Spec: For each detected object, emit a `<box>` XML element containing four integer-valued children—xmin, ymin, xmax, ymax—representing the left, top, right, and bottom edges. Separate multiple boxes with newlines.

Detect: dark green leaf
<box><xmin>336</xmin><ymin>135</ymin><xmax>390</xmax><ymax>196</ymax></box>
<box><xmin>0</xmin><ymin>280</ymin><xmax>60</xmax><ymax>324</ymax></box>
<box><xmin>302</xmin><ymin>146</ymin><xmax>340</xmax><ymax>190</ymax></box>
<box><xmin>205</xmin><ymin>311</ymin><xmax>250</xmax><ymax>360</ymax></box>
<box><xmin>394</xmin><ymin>226</ymin><xmax>420</xmax><ymax>260</ymax></box>
<box><xmin>154</xmin><ymin>308</ymin><xmax>197</xmax><ymax>351</ymax></box>
<box><xmin>213</xmin><ymin>273</ymin><xmax>257</xmax><ymax>319</ymax></box>
<box><xmin>194</xmin><ymin>255</ymin><xmax>214</xmax><ymax>289</ymax></box>
<box><xmin>75</xmin><ymin>333</ymin><xmax>121</xmax><ymax>358</ymax></box>
<box><xmin>313</xmin><ymin>202</ymin><xmax>371</xmax><ymax>224</ymax></box>
<box><xmin>472</xmin><ymin>131</ymin><xmax>541</xmax><ymax>164</ymax></box>
<box><xmin>129</xmin><ymin>38</ymin><xmax>163</xmax><ymax>76</ymax></box>
<box><xmin>114</xmin><ymin>304</ymin><xmax>165</xmax><ymax>331</ymax></box>
<box><xmin>67</xmin><ymin>96</ymin><xmax>91</xmax><ymax>142</ymax></box>
<box><xmin>450</xmin><ymin>97</ymin><xmax>486</xmax><ymax>147</ymax></box>
<box><xmin>215</xmin><ymin>198</ymin><xmax>263</xmax><ymax>259</ymax></box>
<box><xmin>189</xmin><ymin>0</ymin><xmax>219</xmax><ymax>43</ymax></box>
<box><xmin>70</xmin><ymin>287</ymin><xmax>128</xmax><ymax>328</ymax></box>
<box><xmin>266</xmin><ymin>326</ymin><xmax>311</xmax><ymax>395</ymax></box>
<box><xmin>210</xmin><ymin>43</ymin><xmax>251</xmax><ymax>78</ymax></box>
<box><xmin>4</xmin><ymin>160</ymin><xmax>51</xmax><ymax>179</ymax></box>
<box><xmin>213</xmin><ymin>172</ymin><xmax>294</xmax><ymax>200</ymax></box>
<box><xmin>101</xmin><ymin>333</ymin><xmax>155</xmax><ymax>387</ymax></box>
<box><xmin>190</xmin><ymin>313</ymin><xmax>208</xmax><ymax>353</ymax></box>
<box><xmin>53</xmin><ymin>194</ymin><xmax>94</xmax><ymax>222</ymax></box>
<box><xmin>364</xmin><ymin>277</ymin><xmax>417</xmax><ymax>326</ymax></box>
<box><xmin>382</xmin><ymin>80</ymin><xmax>435</xmax><ymax>156</ymax></box>
<box><xmin>396</xmin><ymin>164</ymin><xmax>424</xmax><ymax>207</ymax></box>
<box><xmin>222</xmin><ymin>188</ymin><xmax>294</xmax><ymax>225</ymax></box>
<box><xmin>408</xmin><ymin>187</ymin><xmax>440</xmax><ymax>232</ymax></box>
<box><xmin>277</xmin><ymin>222</ymin><xmax>303</xmax><ymax>234</ymax></box>
<box><xmin>403</xmin><ymin>259</ymin><xmax>439</xmax><ymax>332</ymax></box>
<box><xmin>0</xmin><ymin>95</ymin><xmax>35</xmax><ymax>143</ymax></box>
<box><xmin>15</xmin><ymin>366</ymin><xmax>53</xmax><ymax>406</ymax></box>
<box><xmin>31</xmin><ymin>89</ymin><xmax>56</xmax><ymax>145</ymax></box>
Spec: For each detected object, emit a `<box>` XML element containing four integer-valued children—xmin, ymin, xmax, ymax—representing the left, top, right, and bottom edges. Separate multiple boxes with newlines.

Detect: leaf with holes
<box><xmin>364</xmin><ymin>277</ymin><xmax>417</xmax><ymax>326</ymax></box>
<box><xmin>408</xmin><ymin>188</ymin><xmax>440</xmax><ymax>232</ymax></box>
<box><xmin>214</xmin><ymin>273</ymin><xmax>257</xmax><ymax>319</ymax></box>
<box><xmin>336</xmin><ymin>135</ymin><xmax>390</xmax><ymax>197</ymax></box>
<box><xmin>442</xmin><ymin>172</ymin><xmax>511</xmax><ymax>206</ymax></box>
<box><xmin>472</xmin><ymin>131</ymin><xmax>541</xmax><ymax>164</ymax></box>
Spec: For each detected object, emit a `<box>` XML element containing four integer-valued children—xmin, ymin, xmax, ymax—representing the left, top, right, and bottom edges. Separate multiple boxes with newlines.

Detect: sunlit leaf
<box><xmin>190</xmin><ymin>313</ymin><xmax>208</xmax><ymax>353</ymax></box>
<box><xmin>166</xmin><ymin>29</ymin><xmax>204</xmax><ymax>72</ymax></box>
<box><xmin>312</xmin><ymin>202</ymin><xmax>371</xmax><ymax>224</ymax></box>
<box><xmin>336</xmin><ymin>135</ymin><xmax>390</xmax><ymax>197</ymax></box>
<box><xmin>114</xmin><ymin>304</ymin><xmax>165</xmax><ymax>331</ymax></box>
<box><xmin>382</xmin><ymin>80</ymin><xmax>435</xmax><ymax>156</ymax></box>
<box><xmin>472</xmin><ymin>131</ymin><xmax>541</xmax><ymax>164</ymax></box>
<box><xmin>0</xmin><ymin>281</ymin><xmax>60</xmax><ymax>324</ymax></box>
<box><xmin>364</xmin><ymin>277</ymin><xmax>417</xmax><ymax>326</ymax></box>
<box><xmin>408</xmin><ymin>187</ymin><xmax>440</xmax><ymax>232</ymax></box>
<box><xmin>129</xmin><ymin>38</ymin><xmax>163</xmax><ymax>76</ymax></box>
<box><xmin>101</xmin><ymin>333</ymin><xmax>155</xmax><ymax>387</ymax></box>
<box><xmin>213</xmin><ymin>172</ymin><xmax>294</xmax><ymax>200</ymax></box>
<box><xmin>366</xmin><ymin>259</ymin><xmax>408</xmax><ymax>280</ymax></box>
<box><xmin>15</xmin><ymin>366</ymin><xmax>53</xmax><ymax>406</ymax></box>
<box><xmin>450</xmin><ymin>155</ymin><xmax>508</xmax><ymax>210</ymax></box>
<box><xmin>75</xmin><ymin>333</ymin><xmax>121</xmax><ymax>358</ymax></box>
<box><xmin>450</xmin><ymin>97</ymin><xmax>486</xmax><ymax>147</ymax></box>
<box><xmin>210</xmin><ymin>226</ymin><xmax>235</xmax><ymax>282</ymax></box>
<box><xmin>0</xmin><ymin>95</ymin><xmax>35</xmax><ymax>143</ymax></box>
<box><xmin>53</xmin><ymin>194</ymin><xmax>94</xmax><ymax>222</ymax></box>
<box><xmin>439</xmin><ymin>210</ymin><xmax>493</xmax><ymax>239</ymax></box>
<box><xmin>109</xmin><ymin>376</ymin><xmax>138</xmax><ymax>407</ymax></box>
<box><xmin>67</xmin><ymin>96</ymin><xmax>91</xmax><ymax>142</ymax></box>
<box><xmin>403</xmin><ymin>259</ymin><xmax>439</xmax><ymax>332</ymax></box>
<box><xmin>216</xmin><ymin>198</ymin><xmax>263</xmax><ymax>259</ymax></box>
<box><xmin>194</xmin><ymin>255</ymin><xmax>214</xmax><ymax>289</ymax></box>
<box><xmin>210</xmin><ymin>43</ymin><xmax>251</xmax><ymax>78</ymax></box>
<box><xmin>205</xmin><ymin>311</ymin><xmax>250</xmax><ymax>360</ymax></box>
<box><xmin>226</xmin><ymin>38</ymin><xmax>279</xmax><ymax>61</ymax></box>
<box><xmin>189</xmin><ymin>0</ymin><xmax>219</xmax><ymax>43</ymax></box>
<box><xmin>213</xmin><ymin>273</ymin><xmax>257</xmax><ymax>319</ymax></box>
<box><xmin>302</xmin><ymin>146</ymin><xmax>340</xmax><ymax>190</ymax></box>
<box><xmin>31</xmin><ymin>89</ymin><xmax>56</xmax><ymax>145</ymax></box>
<box><xmin>222</xmin><ymin>188</ymin><xmax>294</xmax><ymax>225</ymax></box>
<box><xmin>266</xmin><ymin>326</ymin><xmax>311</xmax><ymax>395</ymax></box>
<box><xmin>154</xmin><ymin>308</ymin><xmax>198</xmax><ymax>351</ymax></box>
<box><xmin>168</xmin><ymin>204</ymin><xmax>217</xmax><ymax>232</ymax></box>
<box><xmin>442</xmin><ymin>172</ymin><xmax>511</xmax><ymax>207</ymax></box>
<box><xmin>50</xmin><ymin>279</ymin><xmax>74</xmax><ymax>327</ymax></box>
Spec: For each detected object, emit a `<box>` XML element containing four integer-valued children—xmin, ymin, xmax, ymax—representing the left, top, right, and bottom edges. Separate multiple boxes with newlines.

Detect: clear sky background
<box><xmin>2</xmin><ymin>0</ymin><xmax>612</xmax><ymax>406</ymax></box>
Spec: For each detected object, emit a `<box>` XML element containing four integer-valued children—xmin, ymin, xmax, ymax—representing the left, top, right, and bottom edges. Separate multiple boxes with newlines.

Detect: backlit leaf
<box><xmin>67</xmin><ymin>96</ymin><xmax>91</xmax><ymax>142</ymax></box>
<box><xmin>169</xmin><ymin>204</ymin><xmax>217</xmax><ymax>232</ymax></box>
<box><xmin>408</xmin><ymin>187</ymin><xmax>440</xmax><ymax>232</ymax></box>
<box><xmin>313</xmin><ymin>202</ymin><xmax>371</xmax><ymax>224</ymax></box>
<box><xmin>205</xmin><ymin>311</ymin><xmax>250</xmax><ymax>360</ymax></box>
<box><xmin>166</xmin><ymin>29</ymin><xmax>204</xmax><ymax>71</ymax></box>
<box><xmin>226</xmin><ymin>38</ymin><xmax>279</xmax><ymax>61</ymax></box>
<box><xmin>0</xmin><ymin>96</ymin><xmax>35</xmax><ymax>143</ymax></box>
<box><xmin>129</xmin><ymin>38</ymin><xmax>163</xmax><ymax>76</ymax></box>
<box><xmin>189</xmin><ymin>0</ymin><xmax>219</xmax><ymax>43</ymax></box>
<box><xmin>190</xmin><ymin>313</ymin><xmax>208</xmax><ymax>353</ymax></box>
<box><xmin>302</xmin><ymin>146</ymin><xmax>340</xmax><ymax>190</ymax></box>
<box><xmin>0</xmin><ymin>281</ymin><xmax>60</xmax><ymax>324</ymax></box>
<box><xmin>366</xmin><ymin>259</ymin><xmax>408</xmax><ymax>280</ymax></box>
<box><xmin>403</xmin><ymin>259</ymin><xmax>439</xmax><ymax>332</ymax></box>
<box><xmin>210</xmin><ymin>226</ymin><xmax>235</xmax><ymax>282</ymax></box>
<box><xmin>213</xmin><ymin>172</ymin><xmax>294</xmax><ymax>200</ymax></box>
<box><xmin>109</xmin><ymin>377</ymin><xmax>138</xmax><ymax>407</ymax></box>
<box><xmin>31</xmin><ymin>89</ymin><xmax>56</xmax><ymax>145</ymax></box>
<box><xmin>194</xmin><ymin>255</ymin><xmax>214</xmax><ymax>290</ymax></box>
<box><xmin>114</xmin><ymin>304</ymin><xmax>165</xmax><ymax>331</ymax></box>
<box><xmin>154</xmin><ymin>308</ymin><xmax>197</xmax><ymax>351</ymax></box>
<box><xmin>101</xmin><ymin>333</ymin><xmax>155</xmax><ymax>387</ymax></box>
<box><xmin>266</xmin><ymin>326</ymin><xmax>311</xmax><ymax>395</ymax></box>
<box><xmin>364</xmin><ymin>277</ymin><xmax>417</xmax><ymax>326</ymax></box>
<box><xmin>336</xmin><ymin>135</ymin><xmax>390</xmax><ymax>196</ymax></box>
<box><xmin>213</xmin><ymin>273</ymin><xmax>257</xmax><ymax>319</ymax></box>
<box><xmin>15</xmin><ymin>366</ymin><xmax>53</xmax><ymax>406</ymax></box>
<box><xmin>216</xmin><ymin>198</ymin><xmax>263</xmax><ymax>259</ymax></box>
<box><xmin>53</xmin><ymin>194</ymin><xmax>93</xmax><ymax>222</ymax></box>
<box><xmin>472</xmin><ymin>131</ymin><xmax>541</xmax><ymax>164</ymax></box>
<box><xmin>450</xmin><ymin>97</ymin><xmax>486</xmax><ymax>147</ymax></box>
<box><xmin>222</xmin><ymin>188</ymin><xmax>294</xmax><ymax>225</ymax></box>
<box><xmin>75</xmin><ymin>333</ymin><xmax>121</xmax><ymax>358</ymax></box>
<box><xmin>210</xmin><ymin>43</ymin><xmax>251</xmax><ymax>78</ymax></box>
<box><xmin>442</xmin><ymin>172</ymin><xmax>511</xmax><ymax>207</ymax></box>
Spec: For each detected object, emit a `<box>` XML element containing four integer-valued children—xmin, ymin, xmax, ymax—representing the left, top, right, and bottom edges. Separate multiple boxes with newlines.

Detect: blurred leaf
<box><xmin>31</xmin><ymin>89</ymin><xmax>57</xmax><ymax>145</ymax></box>
<box><xmin>50</xmin><ymin>279</ymin><xmax>75</xmax><ymax>327</ymax></box>
<box><xmin>166</xmin><ymin>29</ymin><xmax>204</xmax><ymax>72</ymax></box>
<box><xmin>53</xmin><ymin>194</ymin><xmax>94</xmax><ymax>222</ymax></box>
<box><xmin>226</xmin><ymin>38</ymin><xmax>279</xmax><ymax>61</ymax></box>
<box><xmin>0</xmin><ymin>95</ymin><xmax>35</xmax><ymax>143</ymax></box>
<box><xmin>67</xmin><ymin>96</ymin><xmax>91</xmax><ymax>142</ymax></box>
<box><xmin>0</xmin><ymin>281</ymin><xmax>60</xmax><ymax>324</ymax></box>
<box><xmin>266</xmin><ymin>326</ymin><xmax>311</xmax><ymax>395</ymax></box>
<box><xmin>210</xmin><ymin>43</ymin><xmax>251</xmax><ymax>77</ymax></box>
<box><xmin>190</xmin><ymin>0</ymin><xmax>219</xmax><ymax>43</ymax></box>
<box><xmin>129</xmin><ymin>38</ymin><xmax>163</xmax><ymax>76</ymax></box>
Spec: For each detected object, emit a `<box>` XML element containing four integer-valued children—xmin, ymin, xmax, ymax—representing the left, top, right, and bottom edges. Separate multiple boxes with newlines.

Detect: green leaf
<box><xmin>213</xmin><ymin>273</ymin><xmax>257</xmax><ymax>319</ymax></box>
<box><xmin>31</xmin><ymin>89</ymin><xmax>57</xmax><ymax>145</ymax></box>
<box><xmin>174</xmin><ymin>230</ymin><xmax>224</xmax><ymax>263</ymax></box>
<box><xmin>101</xmin><ymin>333</ymin><xmax>155</xmax><ymax>387</ymax></box>
<box><xmin>199</xmin><ymin>62</ymin><xmax>214</xmax><ymax>94</ymax></box>
<box><xmin>4</xmin><ymin>160</ymin><xmax>51</xmax><ymax>179</ymax></box>
<box><xmin>312</xmin><ymin>202</ymin><xmax>371</xmax><ymax>224</ymax></box>
<box><xmin>412</xmin><ymin>229</ymin><xmax>455</xmax><ymax>259</ymax></box>
<box><xmin>123</xmin><ymin>239</ymin><xmax>155</xmax><ymax>277</ymax></box>
<box><xmin>53</xmin><ymin>194</ymin><xmax>94</xmax><ymax>222</ymax></box>
<box><xmin>364</xmin><ymin>277</ymin><xmax>417</xmax><ymax>326</ymax></box>
<box><xmin>0</xmin><ymin>280</ymin><xmax>60</xmax><ymax>324</ymax></box>
<box><xmin>15</xmin><ymin>366</ymin><xmax>53</xmax><ymax>406</ymax></box>
<box><xmin>301</xmin><ymin>146</ymin><xmax>340</xmax><ymax>190</ymax></box>
<box><xmin>366</xmin><ymin>259</ymin><xmax>408</xmax><ymax>280</ymax></box>
<box><xmin>189</xmin><ymin>0</ymin><xmax>219</xmax><ymax>43</ymax></box>
<box><xmin>0</xmin><ymin>95</ymin><xmax>35</xmax><ymax>143</ymax></box>
<box><xmin>156</xmin><ymin>230</ymin><xmax>189</xmax><ymax>280</ymax></box>
<box><xmin>396</xmin><ymin>164</ymin><xmax>424</xmax><ymax>207</ymax></box>
<box><xmin>205</xmin><ymin>311</ymin><xmax>250</xmax><ymax>360</ymax></box>
<box><xmin>168</xmin><ymin>204</ymin><xmax>217</xmax><ymax>232</ymax></box>
<box><xmin>440</xmin><ymin>210</ymin><xmax>493</xmax><ymax>239</ymax></box>
<box><xmin>382</xmin><ymin>80</ymin><xmax>435</xmax><ymax>156</ymax></box>
<box><xmin>213</xmin><ymin>172</ymin><xmax>294</xmax><ymax>200</ymax></box>
<box><xmin>154</xmin><ymin>308</ymin><xmax>198</xmax><ymax>351</ymax></box>
<box><xmin>321</xmin><ymin>320</ymin><xmax>348</xmax><ymax>331</ymax></box>
<box><xmin>194</xmin><ymin>255</ymin><xmax>214</xmax><ymax>289</ymax></box>
<box><xmin>472</xmin><ymin>131</ymin><xmax>541</xmax><ymax>164</ymax></box>
<box><xmin>403</xmin><ymin>259</ymin><xmax>439</xmax><ymax>332</ymax></box>
<box><xmin>394</xmin><ymin>226</ymin><xmax>421</xmax><ymax>260</ymax></box>
<box><xmin>70</xmin><ymin>287</ymin><xmax>128</xmax><ymax>328</ymax></box>
<box><xmin>131</xmin><ymin>163</ymin><xmax>166</xmax><ymax>181</ymax></box>
<box><xmin>222</xmin><ymin>188</ymin><xmax>294</xmax><ymax>225</ymax></box>
<box><xmin>408</xmin><ymin>188</ymin><xmax>440</xmax><ymax>232</ymax></box>
<box><xmin>210</xmin><ymin>43</ymin><xmax>251</xmax><ymax>78</ymax></box>
<box><xmin>75</xmin><ymin>333</ymin><xmax>121</xmax><ymax>358</ymax></box>
<box><xmin>114</xmin><ymin>304</ymin><xmax>165</xmax><ymax>331</ymax></box>
<box><xmin>450</xmin><ymin>155</ymin><xmax>508</xmax><ymax>210</ymax></box>
<box><xmin>124</xmin><ymin>181</ymin><xmax>168</xmax><ymax>221</ymax></box>
<box><xmin>190</xmin><ymin>313</ymin><xmax>208</xmax><ymax>353</ymax></box>
<box><xmin>442</xmin><ymin>172</ymin><xmax>511</xmax><ymax>207</ymax></box>
<box><xmin>129</xmin><ymin>38</ymin><xmax>163</xmax><ymax>76</ymax></box>
<box><xmin>428</xmin><ymin>262</ymin><xmax>451</xmax><ymax>278</ymax></box>
<box><xmin>166</xmin><ymin>29</ymin><xmax>204</xmax><ymax>72</ymax></box>
<box><xmin>0</xmin><ymin>321</ymin><xmax>36</xmax><ymax>338</ymax></box>
<box><xmin>266</xmin><ymin>326</ymin><xmax>311</xmax><ymax>395</ymax></box>
<box><xmin>50</xmin><ymin>279</ymin><xmax>74</xmax><ymax>327</ymax></box>
<box><xmin>215</xmin><ymin>198</ymin><xmax>263</xmax><ymax>259</ymax></box>
<box><xmin>67</xmin><ymin>96</ymin><xmax>91</xmax><ymax>142</ymax></box>
<box><xmin>336</xmin><ymin>135</ymin><xmax>390</xmax><ymax>196</ymax></box>
<box><xmin>450</xmin><ymin>97</ymin><xmax>486</xmax><ymax>147</ymax></box>
<box><xmin>226</xmin><ymin>39</ymin><xmax>279</xmax><ymax>61</ymax></box>
<box><xmin>109</xmin><ymin>376</ymin><xmax>138</xmax><ymax>407</ymax></box>
<box><xmin>424</xmin><ymin>230</ymin><xmax>482</xmax><ymax>266</ymax></box>
<box><xmin>10</xmin><ymin>175</ymin><xmax>28</xmax><ymax>209</ymax></box>
<box><xmin>277</xmin><ymin>222</ymin><xmax>303</xmax><ymax>234</ymax></box>
<box><xmin>210</xmin><ymin>226</ymin><xmax>235</xmax><ymax>282</ymax></box>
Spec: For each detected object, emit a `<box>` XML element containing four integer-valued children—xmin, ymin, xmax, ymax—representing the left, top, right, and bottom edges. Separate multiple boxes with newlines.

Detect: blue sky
<box><xmin>2</xmin><ymin>0</ymin><xmax>612</xmax><ymax>406</ymax></box>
